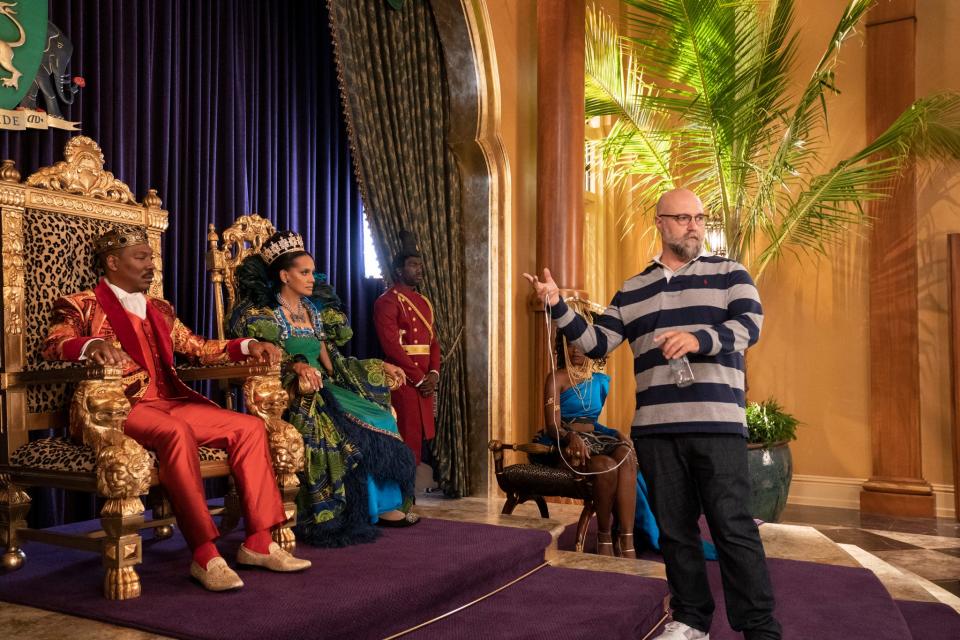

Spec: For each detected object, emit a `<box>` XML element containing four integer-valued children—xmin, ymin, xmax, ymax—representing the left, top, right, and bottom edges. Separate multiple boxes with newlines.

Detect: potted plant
<box><xmin>746</xmin><ymin>399</ymin><xmax>800</xmax><ymax>522</ymax></box>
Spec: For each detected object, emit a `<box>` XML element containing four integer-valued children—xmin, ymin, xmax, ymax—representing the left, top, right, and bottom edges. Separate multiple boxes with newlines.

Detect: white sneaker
<box><xmin>653</xmin><ymin>621</ymin><xmax>710</xmax><ymax>639</ymax></box>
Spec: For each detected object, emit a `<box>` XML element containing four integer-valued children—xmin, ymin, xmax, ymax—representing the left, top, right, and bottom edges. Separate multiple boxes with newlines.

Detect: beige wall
<box><xmin>751</xmin><ymin>0</ymin><xmax>960</xmax><ymax>488</ymax></box>
<box><xmin>749</xmin><ymin>0</ymin><xmax>874</xmax><ymax>480</ymax></box>
<box><xmin>485</xmin><ymin>0</ymin><xmax>960</xmax><ymax>493</ymax></box>
<box><xmin>916</xmin><ymin>1</ymin><xmax>960</xmax><ymax>488</ymax></box>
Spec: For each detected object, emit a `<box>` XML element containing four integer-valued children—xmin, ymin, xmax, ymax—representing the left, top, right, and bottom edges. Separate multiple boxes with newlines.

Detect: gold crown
<box><xmin>262</xmin><ymin>232</ymin><xmax>305</xmax><ymax>265</ymax></box>
<box><xmin>94</xmin><ymin>228</ymin><xmax>149</xmax><ymax>255</ymax></box>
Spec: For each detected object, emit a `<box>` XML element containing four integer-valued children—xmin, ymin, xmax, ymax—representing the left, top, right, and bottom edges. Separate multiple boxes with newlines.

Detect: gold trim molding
<box><xmin>0</xmin><ymin>186</ymin><xmax>24</xmax><ymax>207</ymax></box>
<box><xmin>25</xmin><ymin>190</ymin><xmax>144</xmax><ymax>223</ymax></box>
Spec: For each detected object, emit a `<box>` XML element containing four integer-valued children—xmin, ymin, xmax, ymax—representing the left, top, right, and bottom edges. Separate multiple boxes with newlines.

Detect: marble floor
<box><xmin>780</xmin><ymin>504</ymin><xmax>960</xmax><ymax>601</ymax></box>
<box><xmin>1</xmin><ymin>497</ymin><xmax>958</xmax><ymax>639</ymax></box>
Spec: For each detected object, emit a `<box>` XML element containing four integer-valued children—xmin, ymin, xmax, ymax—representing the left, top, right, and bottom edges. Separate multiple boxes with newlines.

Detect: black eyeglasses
<box><xmin>657</xmin><ymin>213</ymin><xmax>709</xmax><ymax>226</ymax></box>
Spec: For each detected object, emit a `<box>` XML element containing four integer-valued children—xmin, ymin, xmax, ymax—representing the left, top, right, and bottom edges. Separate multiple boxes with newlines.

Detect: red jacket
<box><xmin>43</xmin><ymin>279</ymin><xmax>247</xmax><ymax>405</ymax></box>
<box><xmin>373</xmin><ymin>283</ymin><xmax>441</xmax><ymax>456</ymax></box>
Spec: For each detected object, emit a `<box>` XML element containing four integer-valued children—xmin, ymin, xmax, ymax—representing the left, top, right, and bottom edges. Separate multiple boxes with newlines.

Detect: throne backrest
<box><xmin>0</xmin><ymin>136</ymin><xmax>169</xmax><ymax>425</ymax></box>
<box><xmin>206</xmin><ymin>214</ymin><xmax>276</xmax><ymax>340</ymax></box>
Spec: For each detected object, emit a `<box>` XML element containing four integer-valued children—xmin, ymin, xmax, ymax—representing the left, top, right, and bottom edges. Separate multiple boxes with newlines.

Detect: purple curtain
<box><xmin>0</xmin><ymin>0</ymin><xmax>381</xmax><ymax>526</ymax></box>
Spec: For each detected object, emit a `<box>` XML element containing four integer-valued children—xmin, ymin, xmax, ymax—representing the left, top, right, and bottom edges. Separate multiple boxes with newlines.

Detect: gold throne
<box><xmin>206</xmin><ymin>213</ymin><xmax>278</xmax><ymax>350</ymax></box>
<box><xmin>0</xmin><ymin>137</ymin><xmax>304</xmax><ymax>600</ymax></box>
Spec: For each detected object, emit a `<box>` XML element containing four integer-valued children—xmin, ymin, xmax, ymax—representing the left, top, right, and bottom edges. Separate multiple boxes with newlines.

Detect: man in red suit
<box><xmin>373</xmin><ymin>233</ymin><xmax>441</xmax><ymax>468</ymax></box>
<box><xmin>43</xmin><ymin>228</ymin><xmax>311</xmax><ymax>591</ymax></box>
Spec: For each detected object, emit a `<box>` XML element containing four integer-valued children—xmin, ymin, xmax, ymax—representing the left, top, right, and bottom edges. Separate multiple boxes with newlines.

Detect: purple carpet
<box><xmin>415</xmin><ymin>566</ymin><xmax>669</xmax><ymax>639</ymax></box>
<box><xmin>0</xmin><ymin>517</ymin><xmax>554</xmax><ymax>640</ymax></box>
<box><xmin>560</xmin><ymin>518</ymin><xmax>934</xmax><ymax>639</ymax></box>
<box><xmin>896</xmin><ymin>600</ymin><xmax>960</xmax><ymax>640</ymax></box>
<box><xmin>707</xmin><ymin>559</ymin><xmax>913</xmax><ymax>640</ymax></box>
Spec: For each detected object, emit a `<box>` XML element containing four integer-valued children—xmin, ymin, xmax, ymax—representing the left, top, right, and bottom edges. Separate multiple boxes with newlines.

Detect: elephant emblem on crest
<box><xmin>18</xmin><ymin>21</ymin><xmax>83</xmax><ymax>118</ymax></box>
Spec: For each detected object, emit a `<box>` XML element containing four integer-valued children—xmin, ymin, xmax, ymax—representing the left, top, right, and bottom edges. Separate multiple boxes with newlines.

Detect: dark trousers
<box><xmin>634</xmin><ymin>434</ymin><xmax>781</xmax><ymax>639</ymax></box>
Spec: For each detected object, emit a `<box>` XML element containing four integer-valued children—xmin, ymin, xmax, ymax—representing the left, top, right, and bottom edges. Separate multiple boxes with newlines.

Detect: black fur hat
<box><xmin>392</xmin><ymin>229</ymin><xmax>421</xmax><ymax>270</ymax></box>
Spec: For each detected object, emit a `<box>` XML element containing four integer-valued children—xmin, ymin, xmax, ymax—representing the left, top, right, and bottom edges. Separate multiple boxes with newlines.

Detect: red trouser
<box><xmin>124</xmin><ymin>398</ymin><xmax>286</xmax><ymax>550</ymax></box>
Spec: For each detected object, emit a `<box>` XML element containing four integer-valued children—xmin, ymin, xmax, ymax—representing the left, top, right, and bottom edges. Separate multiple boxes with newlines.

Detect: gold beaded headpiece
<box><xmin>262</xmin><ymin>231</ymin><xmax>306</xmax><ymax>265</ymax></box>
<box><xmin>94</xmin><ymin>228</ymin><xmax>149</xmax><ymax>255</ymax></box>
<box><xmin>558</xmin><ymin>297</ymin><xmax>608</xmax><ymax>374</ymax></box>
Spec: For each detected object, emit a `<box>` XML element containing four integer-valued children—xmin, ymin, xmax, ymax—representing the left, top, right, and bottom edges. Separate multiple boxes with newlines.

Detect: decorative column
<box><xmin>860</xmin><ymin>0</ymin><xmax>934</xmax><ymax>517</ymax></box>
<box><xmin>950</xmin><ymin>234</ymin><xmax>960</xmax><ymax>521</ymax></box>
<box><xmin>531</xmin><ymin>0</ymin><xmax>588</xmax><ymax>426</ymax></box>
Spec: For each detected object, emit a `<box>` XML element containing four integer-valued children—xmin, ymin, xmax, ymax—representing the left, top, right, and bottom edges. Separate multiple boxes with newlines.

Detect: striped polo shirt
<box><xmin>550</xmin><ymin>254</ymin><xmax>763</xmax><ymax>438</ymax></box>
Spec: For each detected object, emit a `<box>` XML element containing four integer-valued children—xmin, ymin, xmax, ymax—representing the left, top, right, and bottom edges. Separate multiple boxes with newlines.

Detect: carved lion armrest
<box><xmin>63</xmin><ymin>365</ymin><xmax>152</xmax><ymax>507</ymax></box>
<box><xmin>4</xmin><ymin>363</ymin><xmax>152</xmax><ymax>501</ymax></box>
<box><xmin>240</xmin><ymin>370</ymin><xmax>304</xmax><ymax>551</ymax></box>
<box><xmin>241</xmin><ymin>371</ymin><xmax>304</xmax><ymax>476</ymax></box>
<box><xmin>384</xmin><ymin>369</ymin><xmax>404</xmax><ymax>391</ymax></box>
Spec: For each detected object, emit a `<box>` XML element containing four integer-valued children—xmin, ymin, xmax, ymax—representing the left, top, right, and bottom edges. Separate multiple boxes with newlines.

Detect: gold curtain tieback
<box><xmin>402</xmin><ymin>344</ymin><xmax>430</xmax><ymax>356</ymax></box>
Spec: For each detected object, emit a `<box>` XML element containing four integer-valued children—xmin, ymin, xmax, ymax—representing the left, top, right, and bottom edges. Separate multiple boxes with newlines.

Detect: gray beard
<box><xmin>667</xmin><ymin>238</ymin><xmax>702</xmax><ymax>261</ymax></box>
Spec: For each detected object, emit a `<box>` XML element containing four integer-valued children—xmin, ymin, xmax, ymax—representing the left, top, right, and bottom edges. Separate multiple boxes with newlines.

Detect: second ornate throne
<box><xmin>0</xmin><ymin>137</ymin><xmax>304</xmax><ymax>600</ymax></box>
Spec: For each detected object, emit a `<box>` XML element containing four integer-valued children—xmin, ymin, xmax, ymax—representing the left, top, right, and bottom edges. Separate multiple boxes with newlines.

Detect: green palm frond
<box><xmin>584</xmin><ymin>7</ymin><xmax>675</xmax><ymax>211</ymax></box>
<box><xmin>585</xmin><ymin>0</ymin><xmax>960</xmax><ymax>277</ymax></box>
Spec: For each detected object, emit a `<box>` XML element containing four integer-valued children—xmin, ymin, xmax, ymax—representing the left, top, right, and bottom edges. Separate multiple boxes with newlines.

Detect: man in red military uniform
<box><xmin>373</xmin><ymin>232</ymin><xmax>441</xmax><ymax>467</ymax></box>
<box><xmin>43</xmin><ymin>228</ymin><xmax>311</xmax><ymax>591</ymax></box>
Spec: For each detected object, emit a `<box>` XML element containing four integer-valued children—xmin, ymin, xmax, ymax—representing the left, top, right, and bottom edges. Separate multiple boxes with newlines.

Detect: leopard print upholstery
<box><xmin>22</xmin><ymin>209</ymin><xmax>145</xmax><ymax>413</ymax></box>
<box><xmin>10</xmin><ymin>437</ymin><xmax>228</xmax><ymax>474</ymax></box>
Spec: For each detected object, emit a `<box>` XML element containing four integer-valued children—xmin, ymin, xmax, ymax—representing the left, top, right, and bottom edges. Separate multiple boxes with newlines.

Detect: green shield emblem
<box><xmin>0</xmin><ymin>0</ymin><xmax>47</xmax><ymax>109</ymax></box>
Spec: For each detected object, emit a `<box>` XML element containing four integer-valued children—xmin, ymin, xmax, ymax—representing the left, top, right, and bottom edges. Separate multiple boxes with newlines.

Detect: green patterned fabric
<box><xmin>230</xmin><ymin>295</ymin><xmax>416</xmax><ymax>546</ymax></box>
<box><xmin>328</xmin><ymin>0</ymin><xmax>470</xmax><ymax>496</ymax></box>
<box><xmin>233</xmin><ymin>307</ymin><xmax>370</xmax><ymax>545</ymax></box>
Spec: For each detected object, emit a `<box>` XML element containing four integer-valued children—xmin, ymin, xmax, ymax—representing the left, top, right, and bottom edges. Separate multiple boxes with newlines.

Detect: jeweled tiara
<box><xmin>262</xmin><ymin>232</ymin><xmax>305</xmax><ymax>265</ymax></box>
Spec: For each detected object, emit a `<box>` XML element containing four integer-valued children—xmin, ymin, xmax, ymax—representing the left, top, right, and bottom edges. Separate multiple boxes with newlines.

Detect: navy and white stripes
<box><xmin>550</xmin><ymin>255</ymin><xmax>762</xmax><ymax>438</ymax></box>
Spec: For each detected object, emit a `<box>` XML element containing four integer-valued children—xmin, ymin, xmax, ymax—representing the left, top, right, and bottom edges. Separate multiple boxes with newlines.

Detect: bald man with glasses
<box><xmin>525</xmin><ymin>189</ymin><xmax>780</xmax><ymax>640</ymax></box>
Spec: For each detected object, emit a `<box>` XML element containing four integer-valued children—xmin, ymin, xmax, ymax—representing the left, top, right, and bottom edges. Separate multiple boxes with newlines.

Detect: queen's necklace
<box><xmin>277</xmin><ymin>293</ymin><xmax>308</xmax><ymax>323</ymax></box>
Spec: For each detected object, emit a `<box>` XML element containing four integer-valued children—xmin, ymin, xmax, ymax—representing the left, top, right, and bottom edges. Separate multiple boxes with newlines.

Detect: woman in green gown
<box><xmin>230</xmin><ymin>231</ymin><xmax>419</xmax><ymax>547</ymax></box>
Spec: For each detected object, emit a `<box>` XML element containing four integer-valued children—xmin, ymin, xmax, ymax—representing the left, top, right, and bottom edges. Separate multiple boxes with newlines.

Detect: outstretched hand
<box><xmin>522</xmin><ymin>268</ymin><xmax>561</xmax><ymax>307</ymax></box>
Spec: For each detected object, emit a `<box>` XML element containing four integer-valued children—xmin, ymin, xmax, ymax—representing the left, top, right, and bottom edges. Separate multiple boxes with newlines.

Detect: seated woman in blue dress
<box><xmin>536</xmin><ymin>333</ymin><xmax>718</xmax><ymax>560</ymax></box>
<box><xmin>229</xmin><ymin>231</ymin><xmax>419</xmax><ymax>547</ymax></box>
<box><xmin>536</xmin><ymin>333</ymin><xmax>639</xmax><ymax>558</ymax></box>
